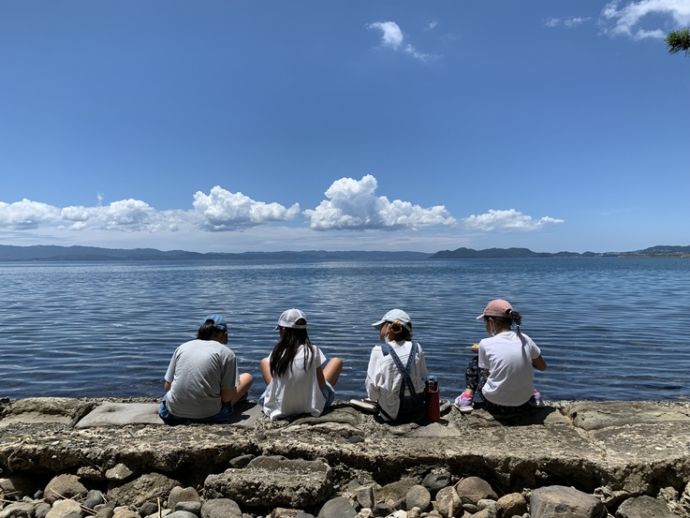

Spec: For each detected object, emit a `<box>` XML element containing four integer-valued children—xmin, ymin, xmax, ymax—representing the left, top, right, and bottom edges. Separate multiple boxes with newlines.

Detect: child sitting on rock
<box><xmin>260</xmin><ymin>309</ymin><xmax>343</xmax><ymax>420</ymax></box>
<box><xmin>455</xmin><ymin>299</ymin><xmax>546</xmax><ymax>414</ymax></box>
<box><xmin>365</xmin><ymin>309</ymin><xmax>429</xmax><ymax>422</ymax></box>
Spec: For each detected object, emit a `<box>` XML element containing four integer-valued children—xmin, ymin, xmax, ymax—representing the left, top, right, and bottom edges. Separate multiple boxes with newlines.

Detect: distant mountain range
<box><xmin>431</xmin><ymin>245</ymin><xmax>690</xmax><ymax>259</ymax></box>
<box><xmin>0</xmin><ymin>244</ymin><xmax>688</xmax><ymax>262</ymax></box>
<box><xmin>0</xmin><ymin>245</ymin><xmax>428</xmax><ymax>262</ymax></box>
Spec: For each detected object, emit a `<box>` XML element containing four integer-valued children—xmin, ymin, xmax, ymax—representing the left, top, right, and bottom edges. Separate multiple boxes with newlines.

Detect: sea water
<box><xmin>1</xmin><ymin>257</ymin><xmax>689</xmax><ymax>401</ymax></box>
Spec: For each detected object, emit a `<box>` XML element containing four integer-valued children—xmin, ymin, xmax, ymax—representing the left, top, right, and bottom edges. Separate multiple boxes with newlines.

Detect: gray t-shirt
<box><xmin>163</xmin><ymin>338</ymin><xmax>238</xmax><ymax>419</ymax></box>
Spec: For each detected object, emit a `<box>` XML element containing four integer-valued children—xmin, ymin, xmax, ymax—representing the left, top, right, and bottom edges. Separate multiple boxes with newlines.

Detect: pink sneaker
<box><xmin>454</xmin><ymin>391</ymin><xmax>474</xmax><ymax>414</ymax></box>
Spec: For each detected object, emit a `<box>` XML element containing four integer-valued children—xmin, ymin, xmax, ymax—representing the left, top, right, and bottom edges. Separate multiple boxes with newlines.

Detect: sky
<box><xmin>0</xmin><ymin>0</ymin><xmax>689</xmax><ymax>253</ymax></box>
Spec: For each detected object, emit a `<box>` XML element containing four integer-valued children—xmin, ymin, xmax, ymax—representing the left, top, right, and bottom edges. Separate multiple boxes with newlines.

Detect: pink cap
<box><xmin>476</xmin><ymin>299</ymin><xmax>513</xmax><ymax>320</ymax></box>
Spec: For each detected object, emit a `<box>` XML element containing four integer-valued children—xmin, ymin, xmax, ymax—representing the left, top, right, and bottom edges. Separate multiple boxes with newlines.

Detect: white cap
<box><xmin>371</xmin><ymin>308</ymin><xmax>412</xmax><ymax>331</ymax></box>
<box><xmin>277</xmin><ymin>308</ymin><xmax>308</xmax><ymax>329</ymax></box>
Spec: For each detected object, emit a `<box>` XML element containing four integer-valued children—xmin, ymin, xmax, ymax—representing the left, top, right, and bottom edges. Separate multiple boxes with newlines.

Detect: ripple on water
<box><xmin>1</xmin><ymin>257</ymin><xmax>689</xmax><ymax>401</ymax></box>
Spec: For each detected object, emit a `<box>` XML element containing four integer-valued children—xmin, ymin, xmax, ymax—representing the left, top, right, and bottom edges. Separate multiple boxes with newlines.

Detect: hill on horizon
<box><xmin>0</xmin><ymin>244</ymin><xmax>689</xmax><ymax>262</ymax></box>
<box><xmin>431</xmin><ymin>245</ymin><xmax>690</xmax><ymax>259</ymax></box>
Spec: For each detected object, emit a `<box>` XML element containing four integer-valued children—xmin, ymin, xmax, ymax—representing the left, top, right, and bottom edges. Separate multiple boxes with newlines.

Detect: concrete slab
<box><xmin>76</xmin><ymin>402</ymin><xmax>163</xmax><ymax>428</ymax></box>
<box><xmin>74</xmin><ymin>401</ymin><xmax>263</xmax><ymax>428</ymax></box>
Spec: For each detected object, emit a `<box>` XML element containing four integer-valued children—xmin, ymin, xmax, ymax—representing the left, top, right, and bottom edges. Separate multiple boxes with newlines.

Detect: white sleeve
<box><xmin>315</xmin><ymin>345</ymin><xmax>327</xmax><ymax>368</ymax></box>
<box><xmin>164</xmin><ymin>348</ymin><xmax>178</xmax><ymax>383</ymax></box>
<box><xmin>478</xmin><ymin>340</ymin><xmax>488</xmax><ymax>370</ymax></box>
<box><xmin>417</xmin><ymin>343</ymin><xmax>429</xmax><ymax>379</ymax></box>
<box><xmin>365</xmin><ymin>346</ymin><xmax>381</xmax><ymax>400</ymax></box>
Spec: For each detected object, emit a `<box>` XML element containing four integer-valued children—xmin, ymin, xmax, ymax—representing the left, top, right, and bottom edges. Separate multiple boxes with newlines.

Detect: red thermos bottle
<box><xmin>425</xmin><ymin>376</ymin><xmax>440</xmax><ymax>422</ymax></box>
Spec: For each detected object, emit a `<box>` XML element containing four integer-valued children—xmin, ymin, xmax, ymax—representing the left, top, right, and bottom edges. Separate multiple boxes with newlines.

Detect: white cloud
<box><xmin>545</xmin><ymin>16</ymin><xmax>591</xmax><ymax>28</ymax></box>
<box><xmin>565</xmin><ymin>16</ymin><xmax>592</xmax><ymax>27</ymax></box>
<box><xmin>403</xmin><ymin>44</ymin><xmax>432</xmax><ymax>62</ymax></box>
<box><xmin>601</xmin><ymin>0</ymin><xmax>690</xmax><ymax>39</ymax></box>
<box><xmin>192</xmin><ymin>186</ymin><xmax>300</xmax><ymax>231</ymax></box>
<box><xmin>0</xmin><ymin>199</ymin><xmax>61</xmax><ymax>229</ymax></box>
<box><xmin>368</xmin><ymin>21</ymin><xmax>404</xmax><ymax>49</ymax></box>
<box><xmin>425</xmin><ymin>21</ymin><xmax>439</xmax><ymax>31</ymax></box>
<box><xmin>304</xmin><ymin>174</ymin><xmax>455</xmax><ymax>231</ymax></box>
<box><xmin>463</xmin><ymin>209</ymin><xmax>564</xmax><ymax>232</ymax></box>
<box><xmin>368</xmin><ymin>21</ymin><xmax>435</xmax><ymax>62</ymax></box>
<box><xmin>61</xmin><ymin>199</ymin><xmax>179</xmax><ymax>232</ymax></box>
<box><xmin>0</xmin><ymin>186</ymin><xmax>299</xmax><ymax>233</ymax></box>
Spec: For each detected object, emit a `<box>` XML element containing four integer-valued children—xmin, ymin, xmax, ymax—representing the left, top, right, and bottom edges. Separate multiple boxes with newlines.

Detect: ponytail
<box><xmin>385</xmin><ymin>320</ymin><xmax>412</xmax><ymax>342</ymax></box>
<box><xmin>486</xmin><ymin>309</ymin><xmax>522</xmax><ymax>335</ymax></box>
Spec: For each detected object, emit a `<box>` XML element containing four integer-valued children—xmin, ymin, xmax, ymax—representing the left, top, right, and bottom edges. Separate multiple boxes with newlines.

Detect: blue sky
<box><xmin>0</xmin><ymin>0</ymin><xmax>688</xmax><ymax>253</ymax></box>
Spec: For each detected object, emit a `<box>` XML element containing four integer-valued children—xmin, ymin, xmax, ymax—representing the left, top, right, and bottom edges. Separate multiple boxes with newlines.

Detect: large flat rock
<box><xmin>74</xmin><ymin>401</ymin><xmax>263</xmax><ymax>428</ymax></box>
<box><xmin>1</xmin><ymin>398</ymin><xmax>690</xmax><ymax>495</ymax></box>
<box><xmin>76</xmin><ymin>402</ymin><xmax>163</xmax><ymax>427</ymax></box>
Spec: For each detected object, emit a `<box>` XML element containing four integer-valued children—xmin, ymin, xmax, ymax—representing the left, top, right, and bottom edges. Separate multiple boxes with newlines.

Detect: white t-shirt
<box><xmin>365</xmin><ymin>341</ymin><xmax>428</xmax><ymax>420</ymax></box>
<box><xmin>262</xmin><ymin>344</ymin><xmax>328</xmax><ymax>420</ymax></box>
<box><xmin>163</xmin><ymin>339</ymin><xmax>238</xmax><ymax>419</ymax></box>
<box><xmin>478</xmin><ymin>331</ymin><xmax>541</xmax><ymax>407</ymax></box>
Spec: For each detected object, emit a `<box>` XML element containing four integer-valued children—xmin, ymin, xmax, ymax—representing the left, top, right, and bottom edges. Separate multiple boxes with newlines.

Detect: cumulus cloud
<box><xmin>545</xmin><ymin>16</ymin><xmax>591</xmax><ymax>28</ymax></box>
<box><xmin>601</xmin><ymin>0</ymin><xmax>690</xmax><ymax>39</ymax></box>
<box><xmin>304</xmin><ymin>174</ymin><xmax>455</xmax><ymax>231</ymax></box>
<box><xmin>369</xmin><ymin>21</ymin><xmax>404</xmax><ymax>49</ymax></box>
<box><xmin>0</xmin><ymin>199</ymin><xmax>61</xmax><ymax>229</ymax></box>
<box><xmin>0</xmin><ymin>198</ymin><xmax>175</xmax><ymax>232</ymax></box>
<box><xmin>368</xmin><ymin>21</ymin><xmax>434</xmax><ymax>62</ymax></box>
<box><xmin>0</xmin><ymin>186</ymin><xmax>300</xmax><ymax>233</ymax></box>
<box><xmin>463</xmin><ymin>209</ymin><xmax>564</xmax><ymax>232</ymax></box>
<box><xmin>60</xmin><ymin>199</ymin><xmax>180</xmax><ymax>232</ymax></box>
<box><xmin>192</xmin><ymin>186</ymin><xmax>300</xmax><ymax>231</ymax></box>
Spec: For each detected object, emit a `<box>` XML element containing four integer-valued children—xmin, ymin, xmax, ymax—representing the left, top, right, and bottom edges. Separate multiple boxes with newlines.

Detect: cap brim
<box><xmin>371</xmin><ymin>319</ymin><xmax>386</xmax><ymax>327</ymax></box>
<box><xmin>476</xmin><ymin>314</ymin><xmax>485</xmax><ymax>320</ymax></box>
<box><xmin>277</xmin><ymin>323</ymin><xmax>308</xmax><ymax>329</ymax></box>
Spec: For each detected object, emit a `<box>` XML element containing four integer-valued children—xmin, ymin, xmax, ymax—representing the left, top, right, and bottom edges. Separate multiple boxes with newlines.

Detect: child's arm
<box><xmin>532</xmin><ymin>355</ymin><xmax>547</xmax><ymax>371</ymax></box>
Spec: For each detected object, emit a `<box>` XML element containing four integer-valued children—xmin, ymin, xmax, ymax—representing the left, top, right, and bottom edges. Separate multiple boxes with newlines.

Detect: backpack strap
<box><xmin>381</xmin><ymin>342</ymin><xmax>418</xmax><ymax>398</ymax></box>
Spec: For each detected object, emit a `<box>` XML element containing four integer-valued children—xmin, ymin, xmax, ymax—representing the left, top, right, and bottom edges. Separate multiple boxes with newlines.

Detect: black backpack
<box><xmin>378</xmin><ymin>342</ymin><xmax>426</xmax><ymax>422</ymax></box>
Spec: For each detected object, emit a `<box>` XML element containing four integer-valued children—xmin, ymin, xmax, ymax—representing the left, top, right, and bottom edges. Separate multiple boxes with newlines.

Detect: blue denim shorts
<box><xmin>322</xmin><ymin>381</ymin><xmax>335</xmax><ymax>409</ymax></box>
<box><xmin>158</xmin><ymin>400</ymin><xmax>233</xmax><ymax>425</ymax></box>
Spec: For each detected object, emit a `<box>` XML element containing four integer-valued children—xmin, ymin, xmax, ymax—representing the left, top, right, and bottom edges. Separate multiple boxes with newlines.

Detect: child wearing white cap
<box><xmin>260</xmin><ymin>309</ymin><xmax>343</xmax><ymax>420</ymax></box>
<box><xmin>365</xmin><ymin>309</ymin><xmax>429</xmax><ymax>421</ymax></box>
<box><xmin>455</xmin><ymin>299</ymin><xmax>547</xmax><ymax>414</ymax></box>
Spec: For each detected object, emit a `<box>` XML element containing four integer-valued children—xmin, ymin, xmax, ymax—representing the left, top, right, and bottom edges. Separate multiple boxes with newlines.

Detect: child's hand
<box><xmin>469</xmin><ymin>343</ymin><xmax>480</xmax><ymax>353</ymax></box>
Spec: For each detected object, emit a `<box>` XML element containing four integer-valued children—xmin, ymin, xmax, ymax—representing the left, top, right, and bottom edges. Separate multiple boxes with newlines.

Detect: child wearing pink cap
<box><xmin>455</xmin><ymin>299</ymin><xmax>547</xmax><ymax>414</ymax></box>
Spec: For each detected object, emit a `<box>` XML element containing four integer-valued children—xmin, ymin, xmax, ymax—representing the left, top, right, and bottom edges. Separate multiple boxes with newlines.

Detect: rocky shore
<box><xmin>2</xmin><ymin>397</ymin><xmax>690</xmax><ymax>517</ymax></box>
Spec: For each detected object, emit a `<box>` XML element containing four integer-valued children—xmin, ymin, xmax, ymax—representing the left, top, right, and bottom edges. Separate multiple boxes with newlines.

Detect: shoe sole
<box><xmin>453</xmin><ymin>403</ymin><xmax>473</xmax><ymax>414</ymax></box>
<box><xmin>349</xmin><ymin>399</ymin><xmax>378</xmax><ymax>413</ymax></box>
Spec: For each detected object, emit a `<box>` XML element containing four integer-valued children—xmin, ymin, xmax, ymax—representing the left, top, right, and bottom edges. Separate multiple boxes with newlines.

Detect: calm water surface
<box><xmin>1</xmin><ymin>257</ymin><xmax>689</xmax><ymax>401</ymax></box>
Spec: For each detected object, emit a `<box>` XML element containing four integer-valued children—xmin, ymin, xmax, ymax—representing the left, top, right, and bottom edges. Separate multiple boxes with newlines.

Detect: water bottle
<box><xmin>425</xmin><ymin>376</ymin><xmax>440</xmax><ymax>422</ymax></box>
